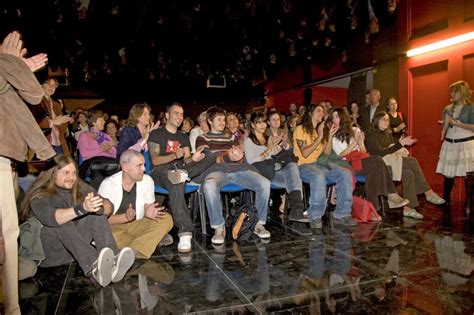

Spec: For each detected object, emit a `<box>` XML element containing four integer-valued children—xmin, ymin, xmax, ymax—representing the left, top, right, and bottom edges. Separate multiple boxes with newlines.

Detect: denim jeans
<box><xmin>201</xmin><ymin>170</ymin><xmax>271</xmax><ymax>228</ymax></box>
<box><xmin>298</xmin><ymin>162</ymin><xmax>353</xmax><ymax>220</ymax></box>
<box><xmin>272</xmin><ymin>162</ymin><xmax>303</xmax><ymax>195</ymax></box>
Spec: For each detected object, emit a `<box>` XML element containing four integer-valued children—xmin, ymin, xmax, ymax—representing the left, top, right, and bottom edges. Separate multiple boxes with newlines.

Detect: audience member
<box><xmin>116</xmin><ymin>103</ymin><xmax>159</xmax><ymax>159</ymax></box>
<box><xmin>226</xmin><ymin>111</ymin><xmax>246</xmax><ymax>143</ymax></box>
<box><xmin>360</xmin><ymin>89</ymin><xmax>385</xmax><ymax>133</ymax></box>
<box><xmin>180</xmin><ymin>117</ymin><xmax>194</xmax><ymax>135</ymax></box>
<box><xmin>77</xmin><ymin>110</ymin><xmax>118</xmax><ymax>188</ymax></box>
<box><xmin>244</xmin><ymin>112</ymin><xmax>308</xmax><ymax>228</ymax></box>
<box><xmin>105</xmin><ymin>119</ymin><xmax>120</xmax><ymax>146</ymax></box>
<box><xmin>330</xmin><ymin>108</ymin><xmax>408</xmax><ymax>211</ymax></box>
<box><xmin>148</xmin><ymin>103</ymin><xmax>215</xmax><ymax>253</ymax></box>
<box><xmin>365</xmin><ymin>112</ymin><xmax>445</xmax><ymax>219</ymax></box>
<box><xmin>196</xmin><ymin>106</ymin><xmax>272</xmax><ymax>245</ymax></box>
<box><xmin>99</xmin><ymin>150</ymin><xmax>173</xmax><ymax>259</ymax></box>
<box><xmin>348</xmin><ymin>101</ymin><xmax>362</xmax><ymax>128</ymax></box>
<box><xmin>0</xmin><ymin>30</ymin><xmax>54</xmax><ymax>314</ymax></box>
<box><xmin>189</xmin><ymin>111</ymin><xmax>209</xmax><ymax>153</ymax></box>
<box><xmin>386</xmin><ymin>97</ymin><xmax>406</xmax><ymax>140</ymax></box>
<box><xmin>293</xmin><ymin>104</ymin><xmax>355</xmax><ymax>229</ymax></box>
<box><xmin>19</xmin><ymin>154</ymin><xmax>134</xmax><ymax>287</ymax></box>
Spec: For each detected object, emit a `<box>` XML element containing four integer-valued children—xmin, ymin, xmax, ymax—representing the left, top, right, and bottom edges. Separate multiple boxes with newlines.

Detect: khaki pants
<box><xmin>0</xmin><ymin>157</ymin><xmax>20</xmax><ymax>314</ymax></box>
<box><xmin>111</xmin><ymin>214</ymin><xmax>173</xmax><ymax>259</ymax></box>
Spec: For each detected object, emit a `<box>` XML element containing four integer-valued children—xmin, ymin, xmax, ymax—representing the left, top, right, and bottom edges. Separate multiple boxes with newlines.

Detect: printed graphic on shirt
<box><xmin>166</xmin><ymin>140</ymin><xmax>180</xmax><ymax>153</ymax></box>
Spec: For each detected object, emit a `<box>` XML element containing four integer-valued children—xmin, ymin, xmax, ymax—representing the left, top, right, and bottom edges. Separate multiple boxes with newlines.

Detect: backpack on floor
<box><xmin>227</xmin><ymin>204</ymin><xmax>259</xmax><ymax>243</ymax></box>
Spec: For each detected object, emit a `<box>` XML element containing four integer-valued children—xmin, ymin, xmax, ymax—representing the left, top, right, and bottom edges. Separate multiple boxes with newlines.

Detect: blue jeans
<box><xmin>298</xmin><ymin>162</ymin><xmax>353</xmax><ymax>220</ymax></box>
<box><xmin>202</xmin><ymin>170</ymin><xmax>271</xmax><ymax>228</ymax></box>
<box><xmin>272</xmin><ymin>162</ymin><xmax>303</xmax><ymax>195</ymax></box>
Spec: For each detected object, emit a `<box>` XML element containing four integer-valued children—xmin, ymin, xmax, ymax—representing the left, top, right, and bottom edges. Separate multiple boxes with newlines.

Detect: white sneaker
<box><xmin>211</xmin><ymin>226</ymin><xmax>226</xmax><ymax>245</ymax></box>
<box><xmin>168</xmin><ymin>169</ymin><xmax>189</xmax><ymax>184</ymax></box>
<box><xmin>92</xmin><ymin>247</ymin><xmax>115</xmax><ymax>287</ymax></box>
<box><xmin>112</xmin><ymin>247</ymin><xmax>135</xmax><ymax>283</ymax></box>
<box><xmin>178</xmin><ymin>234</ymin><xmax>192</xmax><ymax>253</ymax></box>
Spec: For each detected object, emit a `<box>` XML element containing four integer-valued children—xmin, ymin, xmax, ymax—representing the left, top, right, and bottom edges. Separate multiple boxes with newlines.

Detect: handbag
<box><xmin>344</xmin><ymin>151</ymin><xmax>370</xmax><ymax>172</ymax></box>
<box><xmin>252</xmin><ymin>159</ymin><xmax>276</xmax><ymax>180</ymax></box>
<box><xmin>271</xmin><ymin>149</ymin><xmax>298</xmax><ymax>169</ymax></box>
<box><xmin>351</xmin><ymin>196</ymin><xmax>381</xmax><ymax>223</ymax></box>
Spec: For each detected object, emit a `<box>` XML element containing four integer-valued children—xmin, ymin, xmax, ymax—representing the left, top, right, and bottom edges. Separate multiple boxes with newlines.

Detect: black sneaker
<box><xmin>333</xmin><ymin>216</ymin><xmax>357</xmax><ymax>227</ymax></box>
<box><xmin>309</xmin><ymin>218</ymin><xmax>323</xmax><ymax>229</ymax></box>
<box><xmin>292</xmin><ymin>222</ymin><xmax>312</xmax><ymax>236</ymax></box>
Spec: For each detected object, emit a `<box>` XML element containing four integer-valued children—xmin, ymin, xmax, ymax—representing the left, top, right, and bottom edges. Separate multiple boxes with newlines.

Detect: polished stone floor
<box><xmin>19</xmin><ymin>198</ymin><xmax>474</xmax><ymax>314</ymax></box>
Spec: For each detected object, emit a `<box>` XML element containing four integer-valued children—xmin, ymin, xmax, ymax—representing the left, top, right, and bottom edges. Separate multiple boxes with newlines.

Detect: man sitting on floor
<box><xmin>99</xmin><ymin>150</ymin><xmax>173</xmax><ymax>259</ymax></box>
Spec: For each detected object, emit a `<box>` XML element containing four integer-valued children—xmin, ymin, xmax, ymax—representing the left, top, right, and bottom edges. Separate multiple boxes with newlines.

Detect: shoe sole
<box><xmin>388</xmin><ymin>199</ymin><xmax>410</xmax><ymax>209</ymax></box>
<box><xmin>96</xmin><ymin>248</ymin><xmax>115</xmax><ymax>287</ymax></box>
<box><xmin>211</xmin><ymin>239</ymin><xmax>225</xmax><ymax>245</ymax></box>
<box><xmin>112</xmin><ymin>247</ymin><xmax>135</xmax><ymax>283</ymax></box>
<box><xmin>177</xmin><ymin>247</ymin><xmax>192</xmax><ymax>253</ymax></box>
<box><xmin>289</xmin><ymin>217</ymin><xmax>310</xmax><ymax>223</ymax></box>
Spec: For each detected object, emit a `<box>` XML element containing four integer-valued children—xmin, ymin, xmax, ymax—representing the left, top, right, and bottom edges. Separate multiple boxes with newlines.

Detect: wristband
<box><xmin>73</xmin><ymin>203</ymin><xmax>86</xmax><ymax>217</ymax></box>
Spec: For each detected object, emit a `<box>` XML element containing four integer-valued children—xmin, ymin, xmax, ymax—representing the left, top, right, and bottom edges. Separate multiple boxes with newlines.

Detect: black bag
<box><xmin>272</xmin><ymin>149</ymin><xmax>298</xmax><ymax>169</ymax></box>
<box><xmin>252</xmin><ymin>159</ymin><xmax>276</xmax><ymax>180</ymax></box>
<box><xmin>227</xmin><ymin>204</ymin><xmax>259</xmax><ymax>243</ymax></box>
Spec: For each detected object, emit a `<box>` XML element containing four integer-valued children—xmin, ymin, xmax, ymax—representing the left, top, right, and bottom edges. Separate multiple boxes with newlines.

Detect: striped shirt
<box><xmin>196</xmin><ymin>132</ymin><xmax>241</xmax><ymax>163</ymax></box>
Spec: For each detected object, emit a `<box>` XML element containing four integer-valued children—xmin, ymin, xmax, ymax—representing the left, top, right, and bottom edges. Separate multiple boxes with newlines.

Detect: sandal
<box><xmin>426</xmin><ymin>193</ymin><xmax>445</xmax><ymax>205</ymax></box>
<box><xmin>403</xmin><ymin>207</ymin><xmax>424</xmax><ymax>219</ymax></box>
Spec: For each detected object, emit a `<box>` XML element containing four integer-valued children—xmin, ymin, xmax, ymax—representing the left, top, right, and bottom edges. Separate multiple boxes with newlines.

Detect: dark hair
<box><xmin>248</xmin><ymin>111</ymin><xmax>268</xmax><ymax>145</ymax></box>
<box><xmin>266</xmin><ymin>110</ymin><xmax>281</xmax><ymax>123</ymax></box>
<box><xmin>166</xmin><ymin>102</ymin><xmax>183</xmax><ymax>113</ymax></box>
<box><xmin>206</xmin><ymin>106</ymin><xmax>226</xmax><ymax>123</ymax></box>
<box><xmin>371</xmin><ymin>111</ymin><xmax>389</xmax><ymax>131</ymax></box>
<box><xmin>301</xmin><ymin>104</ymin><xmax>324</xmax><ymax>136</ymax></box>
<box><xmin>105</xmin><ymin>119</ymin><xmax>119</xmax><ymax>134</ymax></box>
<box><xmin>348</xmin><ymin>101</ymin><xmax>359</xmax><ymax>114</ymax></box>
<box><xmin>333</xmin><ymin>108</ymin><xmax>355</xmax><ymax>144</ymax></box>
<box><xmin>88</xmin><ymin>110</ymin><xmax>104</xmax><ymax>127</ymax></box>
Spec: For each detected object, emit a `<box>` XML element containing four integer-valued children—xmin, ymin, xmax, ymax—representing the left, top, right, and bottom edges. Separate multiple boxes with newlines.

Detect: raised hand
<box><xmin>83</xmin><ymin>192</ymin><xmax>103</xmax><ymax>213</ymax></box>
<box><xmin>0</xmin><ymin>31</ymin><xmax>48</xmax><ymax>72</ymax></box>
<box><xmin>399</xmin><ymin>135</ymin><xmax>417</xmax><ymax>146</ymax></box>
<box><xmin>175</xmin><ymin>144</ymin><xmax>184</xmax><ymax>159</ymax></box>
<box><xmin>144</xmin><ymin>203</ymin><xmax>165</xmax><ymax>221</ymax></box>
<box><xmin>192</xmin><ymin>147</ymin><xmax>205</xmax><ymax>162</ymax></box>
<box><xmin>22</xmin><ymin>53</ymin><xmax>48</xmax><ymax>73</ymax></box>
<box><xmin>229</xmin><ymin>145</ymin><xmax>244</xmax><ymax>161</ymax></box>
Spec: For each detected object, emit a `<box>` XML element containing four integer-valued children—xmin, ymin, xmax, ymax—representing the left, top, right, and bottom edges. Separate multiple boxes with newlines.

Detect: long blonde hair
<box><xmin>19</xmin><ymin>154</ymin><xmax>87</xmax><ymax>223</ymax></box>
<box><xmin>449</xmin><ymin>80</ymin><xmax>472</xmax><ymax>105</ymax></box>
<box><xmin>126</xmin><ymin>103</ymin><xmax>151</xmax><ymax>127</ymax></box>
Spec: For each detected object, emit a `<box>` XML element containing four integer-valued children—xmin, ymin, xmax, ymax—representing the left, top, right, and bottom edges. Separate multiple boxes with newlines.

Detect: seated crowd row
<box><xmin>19</xmin><ymin>91</ymin><xmax>447</xmax><ymax>287</ymax></box>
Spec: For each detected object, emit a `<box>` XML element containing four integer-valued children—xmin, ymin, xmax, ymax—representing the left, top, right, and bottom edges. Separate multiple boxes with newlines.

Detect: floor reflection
<box><xmin>19</xmin><ymin>201</ymin><xmax>474</xmax><ymax>314</ymax></box>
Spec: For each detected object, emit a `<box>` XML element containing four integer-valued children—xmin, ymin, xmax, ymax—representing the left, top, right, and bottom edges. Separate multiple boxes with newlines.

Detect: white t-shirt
<box><xmin>332</xmin><ymin>127</ymin><xmax>361</xmax><ymax>156</ymax></box>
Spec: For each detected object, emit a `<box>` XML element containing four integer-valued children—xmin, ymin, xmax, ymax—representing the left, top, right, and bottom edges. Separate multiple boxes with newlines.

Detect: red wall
<box><xmin>398</xmin><ymin>0</ymin><xmax>474</xmax><ymax>200</ymax></box>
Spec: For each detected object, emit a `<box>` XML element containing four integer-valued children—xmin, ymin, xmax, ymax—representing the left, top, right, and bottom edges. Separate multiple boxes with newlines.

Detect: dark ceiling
<box><xmin>1</xmin><ymin>0</ymin><xmax>399</xmax><ymax>103</ymax></box>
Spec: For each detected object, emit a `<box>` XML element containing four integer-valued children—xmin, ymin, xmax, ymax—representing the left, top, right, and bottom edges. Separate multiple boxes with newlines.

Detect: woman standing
<box><xmin>386</xmin><ymin>97</ymin><xmax>407</xmax><ymax>140</ymax></box>
<box><xmin>244</xmin><ymin>112</ymin><xmax>307</xmax><ymax>224</ymax></box>
<box><xmin>436</xmin><ymin>81</ymin><xmax>474</xmax><ymax>206</ymax></box>
<box><xmin>330</xmin><ymin>108</ymin><xmax>408</xmax><ymax>211</ymax></box>
<box><xmin>366</xmin><ymin>112</ymin><xmax>445</xmax><ymax>219</ymax></box>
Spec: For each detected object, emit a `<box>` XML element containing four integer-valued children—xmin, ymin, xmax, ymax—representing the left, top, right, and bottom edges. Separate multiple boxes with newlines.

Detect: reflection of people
<box><xmin>206</xmin><ymin>244</ymin><xmax>270</xmax><ymax>303</ymax></box>
<box><xmin>99</xmin><ymin>150</ymin><xmax>173</xmax><ymax>258</ymax></box>
<box><xmin>0</xmin><ymin>31</ymin><xmax>54</xmax><ymax>314</ymax></box>
<box><xmin>20</xmin><ymin>154</ymin><xmax>135</xmax><ymax>287</ymax></box>
<box><xmin>436</xmin><ymin>81</ymin><xmax>474</xmax><ymax>207</ymax></box>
